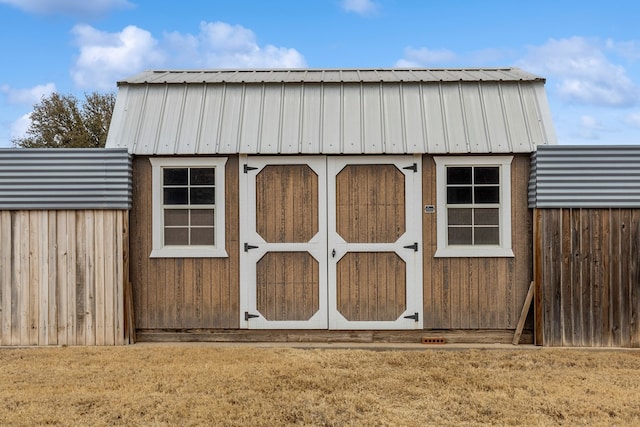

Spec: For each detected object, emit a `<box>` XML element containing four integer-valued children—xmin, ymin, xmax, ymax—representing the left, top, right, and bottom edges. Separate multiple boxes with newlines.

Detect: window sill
<box><xmin>434</xmin><ymin>246</ymin><xmax>514</xmax><ymax>258</ymax></box>
<box><xmin>150</xmin><ymin>247</ymin><xmax>229</xmax><ymax>258</ymax></box>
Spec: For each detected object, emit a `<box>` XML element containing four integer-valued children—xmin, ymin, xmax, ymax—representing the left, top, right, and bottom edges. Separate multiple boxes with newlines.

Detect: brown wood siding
<box><xmin>256</xmin><ymin>164</ymin><xmax>318</xmax><ymax>243</ymax></box>
<box><xmin>336</xmin><ymin>164</ymin><xmax>405</xmax><ymax>243</ymax></box>
<box><xmin>256</xmin><ymin>251</ymin><xmax>320</xmax><ymax>321</ymax></box>
<box><xmin>336</xmin><ymin>252</ymin><xmax>406</xmax><ymax>321</ymax></box>
<box><xmin>0</xmin><ymin>210</ymin><xmax>126</xmax><ymax>346</ymax></box>
<box><xmin>129</xmin><ymin>156</ymin><xmax>239</xmax><ymax>329</ymax></box>
<box><xmin>534</xmin><ymin>208</ymin><xmax>640</xmax><ymax>347</ymax></box>
<box><xmin>422</xmin><ymin>154</ymin><xmax>533</xmax><ymax>330</ymax></box>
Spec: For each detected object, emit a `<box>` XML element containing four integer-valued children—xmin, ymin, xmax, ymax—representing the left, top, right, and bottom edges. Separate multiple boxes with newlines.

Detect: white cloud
<box><xmin>1</xmin><ymin>83</ymin><xmax>56</xmax><ymax>105</ymax></box>
<box><xmin>71</xmin><ymin>24</ymin><xmax>165</xmax><ymax>90</ymax></box>
<box><xmin>518</xmin><ymin>37</ymin><xmax>639</xmax><ymax>107</ymax></box>
<box><xmin>70</xmin><ymin>21</ymin><xmax>306</xmax><ymax>89</ymax></box>
<box><xmin>0</xmin><ymin>0</ymin><xmax>133</xmax><ymax>17</ymax></box>
<box><xmin>9</xmin><ymin>113</ymin><xmax>31</xmax><ymax>140</ymax></box>
<box><xmin>625</xmin><ymin>112</ymin><xmax>640</xmax><ymax>128</ymax></box>
<box><xmin>165</xmin><ymin>22</ymin><xmax>306</xmax><ymax>69</ymax></box>
<box><xmin>395</xmin><ymin>47</ymin><xmax>457</xmax><ymax>67</ymax></box>
<box><xmin>605</xmin><ymin>39</ymin><xmax>640</xmax><ymax>60</ymax></box>
<box><xmin>341</xmin><ymin>0</ymin><xmax>378</xmax><ymax>15</ymax></box>
<box><xmin>576</xmin><ymin>115</ymin><xmax>604</xmax><ymax>140</ymax></box>
<box><xmin>580</xmin><ymin>115</ymin><xmax>602</xmax><ymax>130</ymax></box>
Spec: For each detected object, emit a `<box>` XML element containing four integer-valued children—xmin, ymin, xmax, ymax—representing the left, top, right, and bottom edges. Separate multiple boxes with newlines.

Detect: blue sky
<box><xmin>0</xmin><ymin>0</ymin><xmax>639</xmax><ymax>148</ymax></box>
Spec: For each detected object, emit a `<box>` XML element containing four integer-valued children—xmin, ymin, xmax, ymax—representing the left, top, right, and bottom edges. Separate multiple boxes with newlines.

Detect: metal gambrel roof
<box><xmin>117</xmin><ymin>68</ymin><xmax>545</xmax><ymax>84</ymax></box>
<box><xmin>106</xmin><ymin>68</ymin><xmax>557</xmax><ymax>155</ymax></box>
<box><xmin>0</xmin><ymin>148</ymin><xmax>132</xmax><ymax>210</ymax></box>
<box><xmin>529</xmin><ymin>145</ymin><xmax>640</xmax><ymax>208</ymax></box>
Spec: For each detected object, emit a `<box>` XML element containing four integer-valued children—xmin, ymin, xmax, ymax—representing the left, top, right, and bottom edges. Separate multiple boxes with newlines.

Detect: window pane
<box><xmin>447</xmin><ymin>187</ymin><xmax>472</xmax><ymax>204</ymax></box>
<box><xmin>474</xmin><ymin>186</ymin><xmax>499</xmax><ymax>204</ymax></box>
<box><xmin>448</xmin><ymin>227</ymin><xmax>472</xmax><ymax>245</ymax></box>
<box><xmin>447</xmin><ymin>167</ymin><xmax>472</xmax><ymax>185</ymax></box>
<box><xmin>164</xmin><ymin>188</ymin><xmax>188</xmax><ymax>205</ymax></box>
<box><xmin>191</xmin><ymin>209</ymin><xmax>214</xmax><ymax>226</ymax></box>
<box><xmin>475</xmin><ymin>227</ymin><xmax>499</xmax><ymax>245</ymax></box>
<box><xmin>190</xmin><ymin>187</ymin><xmax>215</xmax><ymax>205</ymax></box>
<box><xmin>165</xmin><ymin>209</ymin><xmax>188</xmax><ymax>226</ymax></box>
<box><xmin>165</xmin><ymin>228</ymin><xmax>189</xmax><ymax>245</ymax></box>
<box><xmin>191</xmin><ymin>228</ymin><xmax>214</xmax><ymax>245</ymax></box>
<box><xmin>448</xmin><ymin>208</ymin><xmax>472</xmax><ymax>225</ymax></box>
<box><xmin>474</xmin><ymin>208</ymin><xmax>499</xmax><ymax>225</ymax></box>
<box><xmin>191</xmin><ymin>168</ymin><xmax>215</xmax><ymax>185</ymax></box>
<box><xmin>474</xmin><ymin>167</ymin><xmax>499</xmax><ymax>184</ymax></box>
<box><xmin>164</xmin><ymin>168</ymin><xmax>188</xmax><ymax>185</ymax></box>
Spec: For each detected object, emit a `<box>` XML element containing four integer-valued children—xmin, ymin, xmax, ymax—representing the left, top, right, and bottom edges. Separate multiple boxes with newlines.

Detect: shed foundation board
<box><xmin>134</xmin><ymin>329</ymin><xmax>533</xmax><ymax>345</ymax></box>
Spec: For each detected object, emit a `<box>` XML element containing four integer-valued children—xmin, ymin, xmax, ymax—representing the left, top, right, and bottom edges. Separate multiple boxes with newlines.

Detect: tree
<box><xmin>13</xmin><ymin>92</ymin><xmax>116</xmax><ymax>148</ymax></box>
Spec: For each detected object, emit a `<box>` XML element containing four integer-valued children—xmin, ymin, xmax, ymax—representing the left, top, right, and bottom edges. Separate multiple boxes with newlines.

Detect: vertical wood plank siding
<box><xmin>422</xmin><ymin>154</ymin><xmax>533</xmax><ymax>329</ymax></box>
<box><xmin>0</xmin><ymin>210</ymin><xmax>126</xmax><ymax>346</ymax></box>
<box><xmin>129</xmin><ymin>156</ymin><xmax>239</xmax><ymax>329</ymax></box>
<box><xmin>534</xmin><ymin>208</ymin><xmax>640</xmax><ymax>347</ymax></box>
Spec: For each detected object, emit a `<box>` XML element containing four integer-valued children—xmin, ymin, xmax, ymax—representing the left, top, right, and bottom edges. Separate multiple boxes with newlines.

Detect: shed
<box><xmin>0</xmin><ymin>148</ymin><xmax>133</xmax><ymax>345</ymax></box>
<box><xmin>529</xmin><ymin>145</ymin><xmax>640</xmax><ymax>347</ymax></box>
<box><xmin>103</xmin><ymin>67</ymin><xmax>556</xmax><ymax>343</ymax></box>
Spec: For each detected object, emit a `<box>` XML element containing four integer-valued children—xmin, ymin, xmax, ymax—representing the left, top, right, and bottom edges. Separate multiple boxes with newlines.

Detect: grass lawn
<box><xmin>1</xmin><ymin>344</ymin><xmax>640</xmax><ymax>426</ymax></box>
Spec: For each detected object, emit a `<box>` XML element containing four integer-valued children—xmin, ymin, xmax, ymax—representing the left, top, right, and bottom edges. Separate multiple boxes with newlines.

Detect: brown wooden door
<box><xmin>240</xmin><ymin>155</ymin><xmax>422</xmax><ymax>330</ymax></box>
<box><xmin>328</xmin><ymin>156</ymin><xmax>423</xmax><ymax>329</ymax></box>
<box><xmin>240</xmin><ymin>157</ymin><xmax>328</xmax><ymax>329</ymax></box>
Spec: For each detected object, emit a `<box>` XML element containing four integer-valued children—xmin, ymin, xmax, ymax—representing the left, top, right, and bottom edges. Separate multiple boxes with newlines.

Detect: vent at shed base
<box><xmin>421</xmin><ymin>337</ymin><xmax>446</xmax><ymax>344</ymax></box>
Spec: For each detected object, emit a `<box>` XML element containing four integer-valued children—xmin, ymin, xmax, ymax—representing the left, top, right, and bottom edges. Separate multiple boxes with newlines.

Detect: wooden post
<box><xmin>513</xmin><ymin>281</ymin><xmax>535</xmax><ymax>345</ymax></box>
<box><xmin>533</xmin><ymin>209</ymin><xmax>544</xmax><ymax>345</ymax></box>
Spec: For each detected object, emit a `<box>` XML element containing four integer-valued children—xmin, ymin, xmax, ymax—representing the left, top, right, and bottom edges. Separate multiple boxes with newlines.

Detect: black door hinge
<box><xmin>404</xmin><ymin>312</ymin><xmax>419</xmax><ymax>322</ymax></box>
<box><xmin>244</xmin><ymin>243</ymin><xmax>259</xmax><ymax>252</ymax></box>
<box><xmin>245</xmin><ymin>312</ymin><xmax>259</xmax><ymax>321</ymax></box>
<box><xmin>244</xmin><ymin>164</ymin><xmax>258</xmax><ymax>173</ymax></box>
<box><xmin>402</xmin><ymin>163</ymin><xmax>417</xmax><ymax>173</ymax></box>
<box><xmin>403</xmin><ymin>242</ymin><xmax>418</xmax><ymax>251</ymax></box>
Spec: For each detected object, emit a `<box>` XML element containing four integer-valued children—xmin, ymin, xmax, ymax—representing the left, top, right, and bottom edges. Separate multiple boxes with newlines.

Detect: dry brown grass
<box><xmin>1</xmin><ymin>345</ymin><xmax>640</xmax><ymax>426</ymax></box>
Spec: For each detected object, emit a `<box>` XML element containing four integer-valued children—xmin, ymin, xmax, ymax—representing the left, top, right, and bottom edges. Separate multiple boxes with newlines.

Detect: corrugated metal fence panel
<box><xmin>0</xmin><ymin>149</ymin><xmax>132</xmax><ymax>210</ymax></box>
<box><xmin>106</xmin><ymin>68</ymin><xmax>556</xmax><ymax>155</ymax></box>
<box><xmin>530</xmin><ymin>145</ymin><xmax>640</xmax><ymax>208</ymax></box>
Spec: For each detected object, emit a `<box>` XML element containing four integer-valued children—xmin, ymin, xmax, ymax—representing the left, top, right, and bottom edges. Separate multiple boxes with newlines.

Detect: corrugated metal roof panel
<box><xmin>120</xmin><ymin>68</ymin><xmax>545</xmax><ymax>85</ymax></box>
<box><xmin>0</xmin><ymin>149</ymin><xmax>132</xmax><ymax>210</ymax></box>
<box><xmin>106</xmin><ymin>68</ymin><xmax>556</xmax><ymax>155</ymax></box>
<box><xmin>529</xmin><ymin>145</ymin><xmax>640</xmax><ymax>208</ymax></box>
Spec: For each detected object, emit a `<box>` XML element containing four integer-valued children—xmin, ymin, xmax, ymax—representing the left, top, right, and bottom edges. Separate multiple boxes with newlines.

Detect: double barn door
<box><xmin>240</xmin><ymin>156</ymin><xmax>422</xmax><ymax>329</ymax></box>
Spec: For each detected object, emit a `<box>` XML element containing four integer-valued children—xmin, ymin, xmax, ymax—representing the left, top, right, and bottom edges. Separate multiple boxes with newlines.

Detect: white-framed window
<box><xmin>150</xmin><ymin>157</ymin><xmax>227</xmax><ymax>258</ymax></box>
<box><xmin>434</xmin><ymin>156</ymin><xmax>513</xmax><ymax>258</ymax></box>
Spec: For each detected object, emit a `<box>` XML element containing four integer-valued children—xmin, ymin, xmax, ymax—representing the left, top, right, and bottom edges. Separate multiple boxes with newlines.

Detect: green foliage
<box><xmin>12</xmin><ymin>92</ymin><xmax>115</xmax><ymax>148</ymax></box>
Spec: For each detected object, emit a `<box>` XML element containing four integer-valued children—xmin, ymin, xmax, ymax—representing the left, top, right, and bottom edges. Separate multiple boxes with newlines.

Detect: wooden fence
<box><xmin>0</xmin><ymin>210</ymin><xmax>129</xmax><ymax>346</ymax></box>
<box><xmin>534</xmin><ymin>208</ymin><xmax>640</xmax><ymax>347</ymax></box>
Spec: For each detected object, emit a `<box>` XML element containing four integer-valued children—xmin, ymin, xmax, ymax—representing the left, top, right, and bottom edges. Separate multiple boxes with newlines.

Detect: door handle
<box><xmin>331</xmin><ymin>249</ymin><xmax>336</xmax><ymax>258</ymax></box>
